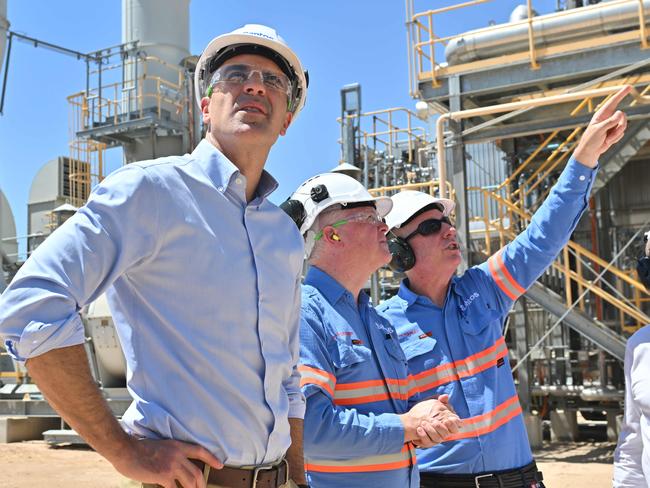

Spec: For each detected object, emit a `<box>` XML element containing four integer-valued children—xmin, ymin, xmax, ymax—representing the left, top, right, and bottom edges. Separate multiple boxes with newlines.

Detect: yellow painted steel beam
<box><xmin>435</xmin><ymin>85</ymin><xmax>650</xmax><ymax>199</ymax></box>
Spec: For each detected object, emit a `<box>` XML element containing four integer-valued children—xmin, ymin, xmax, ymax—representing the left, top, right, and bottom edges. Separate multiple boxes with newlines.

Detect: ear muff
<box><xmin>280</xmin><ymin>198</ymin><xmax>305</xmax><ymax>230</ymax></box>
<box><xmin>388</xmin><ymin>234</ymin><xmax>416</xmax><ymax>272</ymax></box>
<box><xmin>637</xmin><ymin>256</ymin><xmax>650</xmax><ymax>290</ymax></box>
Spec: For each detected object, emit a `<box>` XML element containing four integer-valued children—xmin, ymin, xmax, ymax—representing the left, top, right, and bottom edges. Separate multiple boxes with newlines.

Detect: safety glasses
<box><xmin>404</xmin><ymin>217</ymin><xmax>454</xmax><ymax>242</ymax></box>
<box><xmin>208</xmin><ymin>63</ymin><xmax>293</xmax><ymax>100</ymax></box>
<box><xmin>314</xmin><ymin>213</ymin><xmax>385</xmax><ymax>241</ymax></box>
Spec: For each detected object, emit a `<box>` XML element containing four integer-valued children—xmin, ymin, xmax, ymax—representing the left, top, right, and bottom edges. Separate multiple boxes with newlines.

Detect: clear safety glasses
<box><xmin>314</xmin><ymin>213</ymin><xmax>385</xmax><ymax>241</ymax></box>
<box><xmin>404</xmin><ymin>217</ymin><xmax>454</xmax><ymax>242</ymax></box>
<box><xmin>208</xmin><ymin>63</ymin><xmax>293</xmax><ymax>100</ymax></box>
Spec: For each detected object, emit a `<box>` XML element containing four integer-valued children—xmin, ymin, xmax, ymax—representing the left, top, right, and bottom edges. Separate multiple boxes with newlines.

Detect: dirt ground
<box><xmin>0</xmin><ymin>441</ymin><xmax>615</xmax><ymax>488</ymax></box>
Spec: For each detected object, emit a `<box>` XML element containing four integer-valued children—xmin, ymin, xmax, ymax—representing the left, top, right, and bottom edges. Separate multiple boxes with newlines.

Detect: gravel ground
<box><xmin>0</xmin><ymin>440</ymin><xmax>616</xmax><ymax>488</ymax></box>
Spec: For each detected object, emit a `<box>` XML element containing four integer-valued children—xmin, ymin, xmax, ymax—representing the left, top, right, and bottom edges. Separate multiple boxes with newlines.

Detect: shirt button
<box><xmin>579</xmin><ymin>175</ymin><xmax>586</xmax><ymax>181</ymax></box>
<box><xmin>217</xmin><ymin>186</ymin><xmax>224</xmax><ymax>191</ymax></box>
<box><xmin>235</xmin><ymin>178</ymin><xmax>243</xmax><ymax>185</ymax></box>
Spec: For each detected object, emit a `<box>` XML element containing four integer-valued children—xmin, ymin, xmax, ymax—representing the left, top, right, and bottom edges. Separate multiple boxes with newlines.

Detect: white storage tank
<box><xmin>0</xmin><ymin>188</ymin><xmax>17</xmax><ymax>292</ymax></box>
<box><xmin>85</xmin><ymin>294</ymin><xmax>127</xmax><ymax>388</ymax></box>
<box><xmin>121</xmin><ymin>0</ymin><xmax>190</xmax><ymax>122</ymax></box>
<box><xmin>0</xmin><ymin>0</ymin><xmax>8</xmax><ymax>72</ymax></box>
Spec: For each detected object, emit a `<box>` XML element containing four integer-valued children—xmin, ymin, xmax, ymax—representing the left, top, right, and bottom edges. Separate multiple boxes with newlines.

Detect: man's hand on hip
<box><xmin>114</xmin><ymin>437</ymin><xmax>223</xmax><ymax>488</ymax></box>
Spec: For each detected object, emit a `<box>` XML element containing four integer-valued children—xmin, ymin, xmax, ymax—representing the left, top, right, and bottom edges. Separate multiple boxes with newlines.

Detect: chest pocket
<box><xmin>401</xmin><ymin>334</ymin><xmax>436</xmax><ymax>362</ymax></box>
<box><xmin>384</xmin><ymin>338</ymin><xmax>408</xmax><ymax>363</ymax></box>
<box><xmin>458</xmin><ymin>308</ymin><xmax>497</xmax><ymax>336</ymax></box>
<box><xmin>328</xmin><ymin>338</ymin><xmax>372</xmax><ymax>369</ymax></box>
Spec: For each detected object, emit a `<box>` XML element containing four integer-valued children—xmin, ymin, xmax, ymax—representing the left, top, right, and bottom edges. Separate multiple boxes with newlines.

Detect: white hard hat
<box><xmin>385</xmin><ymin>190</ymin><xmax>455</xmax><ymax>230</ymax></box>
<box><xmin>194</xmin><ymin>24</ymin><xmax>308</xmax><ymax>117</ymax></box>
<box><xmin>288</xmin><ymin>173</ymin><xmax>392</xmax><ymax>236</ymax></box>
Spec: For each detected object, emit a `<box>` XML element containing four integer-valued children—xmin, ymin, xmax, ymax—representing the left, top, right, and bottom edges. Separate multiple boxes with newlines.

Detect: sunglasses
<box><xmin>404</xmin><ymin>217</ymin><xmax>454</xmax><ymax>242</ymax></box>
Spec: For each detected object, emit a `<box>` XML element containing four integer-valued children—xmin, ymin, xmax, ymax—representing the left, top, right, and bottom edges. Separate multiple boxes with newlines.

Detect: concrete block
<box><xmin>525</xmin><ymin>413</ymin><xmax>543</xmax><ymax>450</ymax></box>
<box><xmin>0</xmin><ymin>416</ymin><xmax>60</xmax><ymax>443</ymax></box>
<box><xmin>550</xmin><ymin>409</ymin><xmax>578</xmax><ymax>441</ymax></box>
<box><xmin>607</xmin><ymin>412</ymin><xmax>621</xmax><ymax>442</ymax></box>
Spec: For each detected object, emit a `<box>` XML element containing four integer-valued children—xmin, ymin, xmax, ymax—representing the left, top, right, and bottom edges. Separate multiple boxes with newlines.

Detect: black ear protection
<box><xmin>638</xmin><ymin>256</ymin><xmax>650</xmax><ymax>290</ymax></box>
<box><xmin>638</xmin><ymin>231</ymin><xmax>650</xmax><ymax>290</ymax></box>
<box><xmin>387</xmin><ymin>202</ymin><xmax>447</xmax><ymax>273</ymax></box>
<box><xmin>280</xmin><ymin>198</ymin><xmax>306</xmax><ymax>230</ymax></box>
<box><xmin>388</xmin><ymin>233</ymin><xmax>416</xmax><ymax>272</ymax></box>
<box><xmin>280</xmin><ymin>184</ymin><xmax>330</xmax><ymax>230</ymax></box>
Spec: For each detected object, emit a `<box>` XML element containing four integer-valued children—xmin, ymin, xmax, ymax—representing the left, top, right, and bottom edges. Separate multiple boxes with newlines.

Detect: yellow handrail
<box><xmin>472</xmin><ymin>186</ymin><xmax>650</xmax><ymax>329</ymax></box>
<box><xmin>408</xmin><ymin>0</ymin><xmax>649</xmax><ymax>89</ymax></box>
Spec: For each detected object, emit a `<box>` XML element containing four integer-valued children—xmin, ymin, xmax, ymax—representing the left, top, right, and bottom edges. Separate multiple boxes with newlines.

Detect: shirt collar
<box><xmin>191</xmin><ymin>139</ymin><xmax>279</xmax><ymax>199</ymax></box>
<box><xmin>397</xmin><ymin>277</ymin><xmax>456</xmax><ymax>308</ymax></box>
<box><xmin>304</xmin><ymin>266</ymin><xmax>352</xmax><ymax>306</ymax></box>
<box><xmin>397</xmin><ymin>279</ymin><xmax>420</xmax><ymax>307</ymax></box>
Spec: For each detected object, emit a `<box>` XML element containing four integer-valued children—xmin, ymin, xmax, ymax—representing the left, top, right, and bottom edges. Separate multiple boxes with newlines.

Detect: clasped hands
<box><xmin>399</xmin><ymin>394</ymin><xmax>462</xmax><ymax>448</ymax></box>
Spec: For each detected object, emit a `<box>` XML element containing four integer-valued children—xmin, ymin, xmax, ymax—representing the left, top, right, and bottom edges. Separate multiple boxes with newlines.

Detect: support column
<box><xmin>447</xmin><ymin>75</ymin><xmax>470</xmax><ymax>271</ymax></box>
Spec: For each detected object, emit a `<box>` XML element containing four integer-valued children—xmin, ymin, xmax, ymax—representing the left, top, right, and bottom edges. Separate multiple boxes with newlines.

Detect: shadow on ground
<box><xmin>534</xmin><ymin>442</ymin><xmax>616</xmax><ymax>464</ymax></box>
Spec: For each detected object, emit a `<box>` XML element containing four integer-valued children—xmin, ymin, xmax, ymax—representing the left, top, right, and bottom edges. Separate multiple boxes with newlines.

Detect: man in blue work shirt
<box><xmin>282</xmin><ymin>173</ymin><xmax>462</xmax><ymax>488</ymax></box>
<box><xmin>0</xmin><ymin>25</ymin><xmax>309</xmax><ymax>488</ymax></box>
<box><xmin>378</xmin><ymin>85</ymin><xmax>632</xmax><ymax>488</ymax></box>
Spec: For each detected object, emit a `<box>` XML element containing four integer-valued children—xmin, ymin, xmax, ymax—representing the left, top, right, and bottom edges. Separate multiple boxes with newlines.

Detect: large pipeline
<box><xmin>0</xmin><ymin>0</ymin><xmax>9</xmax><ymax>72</ymax></box>
<box><xmin>445</xmin><ymin>0</ymin><xmax>650</xmax><ymax>65</ymax></box>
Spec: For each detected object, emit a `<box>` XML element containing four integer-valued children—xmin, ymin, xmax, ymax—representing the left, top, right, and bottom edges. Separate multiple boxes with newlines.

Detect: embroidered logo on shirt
<box><xmin>332</xmin><ymin>331</ymin><xmax>353</xmax><ymax>339</ymax></box>
<box><xmin>497</xmin><ymin>357</ymin><xmax>505</xmax><ymax>368</ymax></box>
<box><xmin>459</xmin><ymin>292</ymin><xmax>480</xmax><ymax>312</ymax></box>
<box><xmin>374</xmin><ymin>321</ymin><xmax>394</xmax><ymax>335</ymax></box>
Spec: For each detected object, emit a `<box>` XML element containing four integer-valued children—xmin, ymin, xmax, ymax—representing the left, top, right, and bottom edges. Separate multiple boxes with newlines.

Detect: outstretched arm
<box><xmin>477</xmin><ymin>85</ymin><xmax>632</xmax><ymax>311</ymax></box>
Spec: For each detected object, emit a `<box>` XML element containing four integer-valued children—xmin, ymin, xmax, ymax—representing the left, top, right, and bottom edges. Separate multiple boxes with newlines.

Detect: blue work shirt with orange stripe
<box><xmin>299</xmin><ymin>267</ymin><xmax>419</xmax><ymax>488</ymax></box>
<box><xmin>378</xmin><ymin>156</ymin><xmax>595</xmax><ymax>474</ymax></box>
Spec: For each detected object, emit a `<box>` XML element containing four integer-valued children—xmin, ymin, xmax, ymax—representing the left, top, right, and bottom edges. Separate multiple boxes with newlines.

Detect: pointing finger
<box><xmin>594</xmin><ymin>85</ymin><xmax>631</xmax><ymax>121</ymax></box>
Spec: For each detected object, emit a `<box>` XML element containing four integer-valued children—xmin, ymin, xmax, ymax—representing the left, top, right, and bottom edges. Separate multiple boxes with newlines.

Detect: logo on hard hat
<box><xmin>242</xmin><ymin>30</ymin><xmax>274</xmax><ymax>40</ymax></box>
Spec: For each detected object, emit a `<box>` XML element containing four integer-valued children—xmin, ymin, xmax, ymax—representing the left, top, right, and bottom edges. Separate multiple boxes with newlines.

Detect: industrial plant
<box><xmin>1</xmin><ymin>0</ymin><xmax>649</xmax><ymax>456</ymax></box>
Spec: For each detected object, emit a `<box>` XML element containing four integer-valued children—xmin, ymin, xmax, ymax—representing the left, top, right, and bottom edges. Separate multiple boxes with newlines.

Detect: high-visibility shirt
<box><xmin>378</xmin><ymin>156</ymin><xmax>595</xmax><ymax>474</ymax></box>
<box><xmin>299</xmin><ymin>266</ymin><xmax>419</xmax><ymax>488</ymax></box>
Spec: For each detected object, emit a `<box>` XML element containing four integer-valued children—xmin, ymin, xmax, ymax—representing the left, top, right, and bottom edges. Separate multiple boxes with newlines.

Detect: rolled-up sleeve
<box><xmin>0</xmin><ymin>166</ymin><xmax>160</xmax><ymax>361</ymax></box>
<box><xmin>285</xmin><ymin>275</ymin><xmax>306</xmax><ymax>419</ymax></box>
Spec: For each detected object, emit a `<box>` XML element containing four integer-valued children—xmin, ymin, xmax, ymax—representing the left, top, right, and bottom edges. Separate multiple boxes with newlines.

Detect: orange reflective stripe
<box><xmin>413</xmin><ymin>337</ymin><xmax>509</xmax><ymax>393</ymax></box>
<box><xmin>446</xmin><ymin>394</ymin><xmax>523</xmax><ymax>441</ymax></box>
<box><xmin>305</xmin><ymin>444</ymin><xmax>416</xmax><ymax>473</ymax></box>
<box><xmin>333</xmin><ymin>375</ymin><xmax>419</xmax><ymax>406</ymax></box>
<box><xmin>488</xmin><ymin>248</ymin><xmax>526</xmax><ymax>300</ymax></box>
<box><xmin>299</xmin><ymin>364</ymin><xmax>336</xmax><ymax>397</ymax></box>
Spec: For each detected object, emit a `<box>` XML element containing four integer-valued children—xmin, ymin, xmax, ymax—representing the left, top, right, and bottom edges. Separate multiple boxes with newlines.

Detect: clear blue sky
<box><xmin>0</xmin><ymin>0</ymin><xmax>557</xmax><ymax>256</ymax></box>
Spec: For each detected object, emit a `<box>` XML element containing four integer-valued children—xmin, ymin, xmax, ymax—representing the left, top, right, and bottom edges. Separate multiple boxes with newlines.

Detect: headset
<box><xmin>387</xmin><ymin>202</ymin><xmax>447</xmax><ymax>273</ymax></box>
<box><xmin>279</xmin><ymin>184</ymin><xmax>329</xmax><ymax>230</ymax></box>
<box><xmin>387</xmin><ymin>234</ymin><xmax>416</xmax><ymax>273</ymax></box>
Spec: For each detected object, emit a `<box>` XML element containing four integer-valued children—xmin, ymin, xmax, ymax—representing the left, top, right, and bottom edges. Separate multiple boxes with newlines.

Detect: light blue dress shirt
<box><xmin>0</xmin><ymin>139</ymin><xmax>305</xmax><ymax>466</ymax></box>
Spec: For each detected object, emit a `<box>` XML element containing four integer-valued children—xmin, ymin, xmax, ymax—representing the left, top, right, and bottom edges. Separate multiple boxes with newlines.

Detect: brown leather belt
<box><xmin>193</xmin><ymin>458</ymin><xmax>289</xmax><ymax>488</ymax></box>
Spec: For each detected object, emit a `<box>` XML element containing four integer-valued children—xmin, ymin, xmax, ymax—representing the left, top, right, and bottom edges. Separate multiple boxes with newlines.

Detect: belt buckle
<box><xmin>251</xmin><ymin>458</ymin><xmax>289</xmax><ymax>488</ymax></box>
<box><xmin>474</xmin><ymin>473</ymin><xmax>494</xmax><ymax>488</ymax></box>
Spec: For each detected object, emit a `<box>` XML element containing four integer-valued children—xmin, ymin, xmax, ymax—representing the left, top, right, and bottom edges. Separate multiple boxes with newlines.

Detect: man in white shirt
<box><xmin>613</xmin><ymin>230</ymin><xmax>650</xmax><ymax>487</ymax></box>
